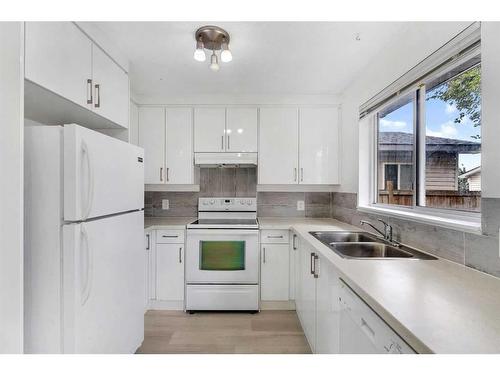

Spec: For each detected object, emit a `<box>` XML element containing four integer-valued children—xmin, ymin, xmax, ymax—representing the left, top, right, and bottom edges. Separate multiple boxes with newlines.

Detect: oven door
<box><xmin>186</xmin><ymin>229</ymin><xmax>259</xmax><ymax>284</ymax></box>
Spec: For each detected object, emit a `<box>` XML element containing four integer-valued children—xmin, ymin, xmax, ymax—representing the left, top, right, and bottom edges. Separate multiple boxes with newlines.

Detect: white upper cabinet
<box><xmin>259</xmin><ymin>107</ymin><xmax>299</xmax><ymax>184</ymax></box>
<box><xmin>139</xmin><ymin>107</ymin><xmax>165</xmax><ymax>184</ymax></box>
<box><xmin>194</xmin><ymin>108</ymin><xmax>226</xmax><ymax>152</ymax></box>
<box><xmin>165</xmin><ymin>107</ymin><xmax>194</xmax><ymax>184</ymax></box>
<box><xmin>24</xmin><ymin>22</ymin><xmax>129</xmax><ymax>129</ymax></box>
<box><xmin>258</xmin><ymin>106</ymin><xmax>340</xmax><ymax>185</ymax></box>
<box><xmin>299</xmin><ymin>107</ymin><xmax>340</xmax><ymax>184</ymax></box>
<box><xmin>91</xmin><ymin>46</ymin><xmax>129</xmax><ymax>128</ymax></box>
<box><xmin>25</xmin><ymin>22</ymin><xmax>92</xmax><ymax>108</ymax></box>
<box><xmin>226</xmin><ymin>107</ymin><xmax>258</xmax><ymax>152</ymax></box>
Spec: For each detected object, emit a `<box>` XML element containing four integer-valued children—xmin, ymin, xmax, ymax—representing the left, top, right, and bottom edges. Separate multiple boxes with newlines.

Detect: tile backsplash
<box><xmin>330</xmin><ymin>192</ymin><xmax>500</xmax><ymax>278</ymax></box>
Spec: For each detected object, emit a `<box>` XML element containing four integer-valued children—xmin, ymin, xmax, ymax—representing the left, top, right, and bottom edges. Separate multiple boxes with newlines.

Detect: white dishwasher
<box><xmin>339</xmin><ymin>280</ymin><xmax>416</xmax><ymax>354</ymax></box>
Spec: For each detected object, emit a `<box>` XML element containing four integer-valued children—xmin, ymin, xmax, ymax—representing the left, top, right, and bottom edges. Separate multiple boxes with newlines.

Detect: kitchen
<box><xmin>2</xmin><ymin>2</ymin><xmax>500</xmax><ymax>372</ymax></box>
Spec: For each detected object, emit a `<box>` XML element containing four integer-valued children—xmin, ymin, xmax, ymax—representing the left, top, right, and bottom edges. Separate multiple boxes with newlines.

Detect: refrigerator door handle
<box><xmin>81</xmin><ymin>140</ymin><xmax>94</xmax><ymax>220</ymax></box>
<box><xmin>80</xmin><ymin>224</ymin><xmax>93</xmax><ymax>305</ymax></box>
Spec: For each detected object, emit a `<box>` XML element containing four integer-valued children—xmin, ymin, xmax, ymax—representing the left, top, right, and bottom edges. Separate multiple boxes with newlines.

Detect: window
<box><xmin>377</xmin><ymin>93</ymin><xmax>415</xmax><ymax>207</ymax></box>
<box><xmin>374</xmin><ymin>56</ymin><xmax>481</xmax><ymax>213</ymax></box>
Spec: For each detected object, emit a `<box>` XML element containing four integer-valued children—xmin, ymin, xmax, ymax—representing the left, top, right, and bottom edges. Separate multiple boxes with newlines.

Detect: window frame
<box><xmin>360</xmin><ymin>48</ymin><xmax>482</xmax><ymax>233</ymax></box>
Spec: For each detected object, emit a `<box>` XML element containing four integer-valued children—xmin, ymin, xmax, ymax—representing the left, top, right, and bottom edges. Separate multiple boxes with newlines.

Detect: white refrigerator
<box><xmin>24</xmin><ymin>124</ymin><xmax>145</xmax><ymax>353</ymax></box>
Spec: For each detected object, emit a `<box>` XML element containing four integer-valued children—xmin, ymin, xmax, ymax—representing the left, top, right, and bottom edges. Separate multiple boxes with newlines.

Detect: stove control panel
<box><xmin>199</xmin><ymin>197</ymin><xmax>257</xmax><ymax>211</ymax></box>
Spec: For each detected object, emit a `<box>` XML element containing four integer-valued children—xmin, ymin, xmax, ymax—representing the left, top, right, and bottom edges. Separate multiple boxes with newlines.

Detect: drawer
<box><xmin>156</xmin><ymin>229</ymin><xmax>185</xmax><ymax>244</ymax></box>
<box><xmin>260</xmin><ymin>229</ymin><xmax>290</xmax><ymax>244</ymax></box>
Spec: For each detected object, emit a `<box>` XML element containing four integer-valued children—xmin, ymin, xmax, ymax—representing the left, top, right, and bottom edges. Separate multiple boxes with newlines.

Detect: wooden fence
<box><xmin>378</xmin><ymin>190</ymin><xmax>481</xmax><ymax>211</ymax></box>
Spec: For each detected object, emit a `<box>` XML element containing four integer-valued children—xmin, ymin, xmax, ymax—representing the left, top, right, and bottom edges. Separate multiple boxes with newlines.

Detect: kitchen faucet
<box><xmin>360</xmin><ymin>219</ymin><xmax>396</xmax><ymax>245</ymax></box>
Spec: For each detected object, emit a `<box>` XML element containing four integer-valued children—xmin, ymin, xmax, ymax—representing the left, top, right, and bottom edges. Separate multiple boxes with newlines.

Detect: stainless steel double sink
<box><xmin>309</xmin><ymin>231</ymin><xmax>437</xmax><ymax>260</ymax></box>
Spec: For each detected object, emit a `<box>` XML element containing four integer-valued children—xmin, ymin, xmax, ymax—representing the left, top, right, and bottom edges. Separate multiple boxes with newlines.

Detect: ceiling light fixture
<box><xmin>194</xmin><ymin>25</ymin><xmax>232</xmax><ymax>71</ymax></box>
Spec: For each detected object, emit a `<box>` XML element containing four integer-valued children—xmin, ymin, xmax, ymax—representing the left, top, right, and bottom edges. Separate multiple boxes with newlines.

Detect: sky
<box><xmin>379</xmin><ymin>89</ymin><xmax>481</xmax><ymax>172</ymax></box>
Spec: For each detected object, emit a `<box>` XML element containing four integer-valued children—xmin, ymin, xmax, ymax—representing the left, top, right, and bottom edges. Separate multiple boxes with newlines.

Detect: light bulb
<box><xmin>209</xmin><ymin>51</ymin><xmax>219</xmax><ymax>71</ymax></box>
<box><xmin>194</xmin><ymin>38</ymin><xmax>206</xmax><ymax>62</ymax></box>
<box><xmin>221</xmin><ymin>39</ymin><xmax>232</xmax><ymax>62</ymax></box>
<box><xmin>221</xmin><ymin>49</ymin><xmax>232</xmax><ymax>63</ymax></box>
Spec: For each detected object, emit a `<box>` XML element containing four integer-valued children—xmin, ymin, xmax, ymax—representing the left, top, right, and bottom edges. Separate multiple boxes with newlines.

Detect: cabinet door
<box><xmin>259</xmin><ymin>107</ymin><xmax>299</xmax><ymax>184</ymax></box>
<box><xmin>166</xmin><ymin>108</ymin><xmax>193</xmax><ymax>184</ymax></box>
<box><xmin>315</xmin><ymin>253</ymin><xmax>340</xmax><ymax>353</ymax></box>
<box><xmin>156</xmin><ymin>243</ymin><xmax>184</xmax><ymax>301</ymax></box>
<box><xmin>299</xmin><ymin>107</ymin><xmax>340</xmax><ymax>184</ymax></box>
<box><xmin>260</xmin><ymin>244</ymin><xmax>290</xmax><ymax>301</ymax></box>
<box><xmin>138</xmin><ymin>107</ymin><xmax>165</xmax><ymax>184</ymax></box>
<box><xmin>92</xmin><ymin>45</ymin><xmax>129</xmax><ymax>128</ymax></box>
<box><xmin>194</xmin><ymin>107</ymin><xmax>226</xmax><ymax>152</ymax></box>
<box><xmin>25</xmin><ymin>22</ymin><xmax>92</xmax><ymax>108</ymax></box>
<box><xmin>226</xmin><ymin>107</ymin><xmax>258</xmax><ymax>152</ymax></box>
<box><xmin>296</xmin><ymin>244</ymin><xmax>317</xmax><ymax>352</ymax></box>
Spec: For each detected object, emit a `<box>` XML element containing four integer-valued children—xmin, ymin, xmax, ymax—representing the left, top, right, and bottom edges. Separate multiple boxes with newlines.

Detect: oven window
<box><xmin>199</xmin><ymin>241</ymin><xmax>245</xmax><ymax>271</ymax></box>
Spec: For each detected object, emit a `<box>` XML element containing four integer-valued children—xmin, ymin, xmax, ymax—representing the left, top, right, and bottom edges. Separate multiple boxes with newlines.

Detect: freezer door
<box><xmin>64</xmin><ymin>124</ymin><xmax>144</xmax><ymax>221</ymax></box>
<box><xmin>63</xmin><ymin>211</ymin><xmax>145</xmax><ymax>353</ymax></box>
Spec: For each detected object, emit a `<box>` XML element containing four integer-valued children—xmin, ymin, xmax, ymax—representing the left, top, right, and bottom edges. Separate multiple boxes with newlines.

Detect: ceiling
<box><xmin>92</xmin><ymin>22</ymin><xmax>407</xmax><ymax>99</ymax></box>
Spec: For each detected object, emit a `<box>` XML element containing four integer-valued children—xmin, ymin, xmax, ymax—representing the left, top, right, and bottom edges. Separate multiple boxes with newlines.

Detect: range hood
<box><xmin>194</xmin><ymin>152</ymin><xmax>257</xmax><ymax>168</ymax></box>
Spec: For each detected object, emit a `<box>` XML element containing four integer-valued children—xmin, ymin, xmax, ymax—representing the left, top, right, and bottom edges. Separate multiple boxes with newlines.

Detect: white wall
<box><xmin>133</xmin><ymin>93</ymin><xmax>340</xmax><ymax>106</ymax></box>
<box><xmin>0</xmin><ymin>22</ymin><xmax>24</xmax><ymax>353</ymax></box>
<box><xmin>339</xmin><ymin>22</ymin><xmax>473</xmax><ymax>193</ymax></box>
<box><xmin>480</xmin><ymin>22</ymin><xmax>500</xmax><ymax>199</ymax></box>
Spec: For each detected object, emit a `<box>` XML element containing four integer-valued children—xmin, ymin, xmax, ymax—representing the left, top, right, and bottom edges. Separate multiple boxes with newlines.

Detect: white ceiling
<box><xmin>92</xmin><ymin>22</ymin><xmax>407</xmax><ymax>99</ymax></box>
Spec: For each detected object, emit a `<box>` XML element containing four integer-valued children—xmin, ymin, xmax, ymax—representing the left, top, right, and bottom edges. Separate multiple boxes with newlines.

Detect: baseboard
<box><xmin>260</xmin><ymin>300</ymin><xmax>296</xmax><ymax>310</ymax></box>
<box><xmin>148</xmin><ymin>299</ymin><xmax>184</xmax><ymax>310</ymax></box>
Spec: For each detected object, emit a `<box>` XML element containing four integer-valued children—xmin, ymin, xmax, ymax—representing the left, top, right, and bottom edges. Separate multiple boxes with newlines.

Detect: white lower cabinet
<box><xmin>260</xmin><ymin>244</ymin><xmax>290</xmax><ymax>301</ymax></box>
<box><xmin>156</xmin><ymin>243</ymin><xmax>184</xmax><ymax>302</ymax></box>
<box><xmin>296</xmin><ymin>241</ymin><xmax>318</xmax><ymax>352</ymax></box>
<box><xmin>294</xmin><ymin>230</ymin><xmax>340</xmax><ymax>354</ymax></box>
<box><xmin>315</xmin><ymin>252</ymin><xmax>340</xmax><ymax>353</ymax></box>
<box><xmin>145</xmin><ymin>228</ymin><xmax>185</xmax><ymax>309</ymax></box>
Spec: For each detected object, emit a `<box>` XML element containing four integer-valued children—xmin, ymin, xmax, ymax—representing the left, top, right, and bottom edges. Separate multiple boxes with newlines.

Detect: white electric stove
<box><xmin>185</xmin><ymin>197</ymin><xmax>259</xmax><ymax>312</ymax></box>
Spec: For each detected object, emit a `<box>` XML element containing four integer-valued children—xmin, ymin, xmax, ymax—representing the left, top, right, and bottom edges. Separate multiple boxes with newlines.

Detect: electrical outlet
<box><xmin>297</xmin><ymin>200</ymin><xmax>305</xmax><ymax>211</ymax></box>
<box><xmin>162</xmin><ymin>199</ymin><xmax>170</xmax><ymax>210</ymax></box>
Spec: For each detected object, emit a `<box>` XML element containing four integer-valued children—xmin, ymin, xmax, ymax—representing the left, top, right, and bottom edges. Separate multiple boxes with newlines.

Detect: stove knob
<box><xmin>239</xmin><ymin>200</ymin><xmax>245</xmax><ymax>205</ymax></box>
<box><xmin>247</xmin><ymin>200</ymin><xmax>252</xmax><ymax>205</ymax></box>
<box><xmin>202</xmin><ymin>201</ymin><xmax>208</xmax><ymax>205</ymax></box>
<box><xmin>210</xmin><ymin>199</ymin><xmax>215</xmax><ymax>205</ymax></box>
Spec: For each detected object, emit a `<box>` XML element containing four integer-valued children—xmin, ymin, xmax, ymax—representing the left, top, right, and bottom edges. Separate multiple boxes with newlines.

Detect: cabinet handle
<box><xmin>300</xmin><ymin>168</ymin><xmax>304</xmax><ymax>182</ymax></box>
<box><xmin>179</xmin><ymin>247</ymin><xmax>182</xmax><ymax>263</ymax></box>
<box><xmin>310</xmin><ymin>252</ymin><xmax>315</xmax><ymax>275</ymax></box>
<box><xmin>294</xmin><ymin>168</ymin><xmax>297</xmax><ymax>182</ymax></box>
<box><xmin>293</xmin><ymin>234</ymin><xmax>297</xmax><ymax>250</ymax></box>
<box><xmin>267</xmin><ymin>235</ymin><xmax>283</xmax><ymax>239</ymax></box>
<box><xmin>166</xmin><ymin>167</ymin><xmax>169</xmax><ymax>182</ymax></box>
<box><xmin>146</xmin><ymin>234</ymin><xmax>150</xmax><ymax>250</ymax></box>
<box><xmin>160</xmin><ymin>167</ymin><xmax>163</xmax><ymax>181</ymax></box>
<box><xmin>94</xmin><ymin>84</ymin><xmax>100</xmax><ymax>108</ymax></box>
<box><xmin>86</xmin><ymin>79</ymin><xmax>93</xmax><ymax>104</ymax></box>
<box><xmin>221</xmin><ymin>135</ymin><xmax>224</xmax><ymax>150</ymax></box>
<box><xmin>162</xmin><ymin>235</ymin><xmax>178</xmax><ymax>238</ymax></box>
<box><xmin>263</xmin><ymin>247</ymin><xmax>266</xmax><ymax>263</ymax></box>
<box><xmin>314</xmin><ymin>254</ymin><xmax>319</xmax><ymax>278</ymax></box>
<box><xmin>227</xmin><ymin>135</ymin><xmax>230</xmax><ymax>150</ymax></box>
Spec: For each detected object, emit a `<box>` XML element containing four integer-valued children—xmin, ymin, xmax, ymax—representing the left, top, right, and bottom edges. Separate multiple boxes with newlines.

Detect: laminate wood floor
<box><xmin>136</xmin><ymin>310</ymin><xmax>312</xmax><ymax>354</ymax></box>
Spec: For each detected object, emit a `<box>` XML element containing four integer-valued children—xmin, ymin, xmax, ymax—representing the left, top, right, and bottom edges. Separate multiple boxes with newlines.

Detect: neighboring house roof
<box><xmin>378</xmin><ymin>132</ymin><xmax>481</xmax><ymax>153</ymax></box>
<box><xmin>459</xmin><ymin>166</ymin><xmax>481</xmax><ymax>179</ymax></box>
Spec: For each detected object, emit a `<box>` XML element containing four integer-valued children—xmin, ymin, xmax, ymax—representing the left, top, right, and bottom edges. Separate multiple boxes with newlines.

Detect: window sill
<box><xmin>357</xmin><ymin>204</ymin><xmax>482</xmax><ymax>234</ymax></box>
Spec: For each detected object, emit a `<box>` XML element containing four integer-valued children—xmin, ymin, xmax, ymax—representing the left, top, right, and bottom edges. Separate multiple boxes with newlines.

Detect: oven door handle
<box><xmin>186</xmin><ymin>229</ymin><xmax>259</xmax><ymax>236</ymax></box>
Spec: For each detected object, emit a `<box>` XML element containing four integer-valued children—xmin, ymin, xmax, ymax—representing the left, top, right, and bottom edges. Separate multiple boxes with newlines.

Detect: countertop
<box><xmin>258</xmin><ymin>217</ymin><xmax>344</xmax><ymax>230</ymax></box>
<box><xmin>291</xmin><ymin>222</ymin><xmax>500</xmax><ymax>354</ymax></box>
<box><xmin>144</xmin><ymin>217</ymin><xmax>195</xmax><ymax>230</ymax></box>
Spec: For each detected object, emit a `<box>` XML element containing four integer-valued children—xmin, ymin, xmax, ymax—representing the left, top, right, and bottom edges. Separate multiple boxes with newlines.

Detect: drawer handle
<box><xmin>162</xmin><ymin>235</ymin><xmax>179</xmax><ymax>238</ymax></box>
<box><xmin>267</xmin><ymin>235</ymin><xmax>284</xmax><ymax>239</ymax></box>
